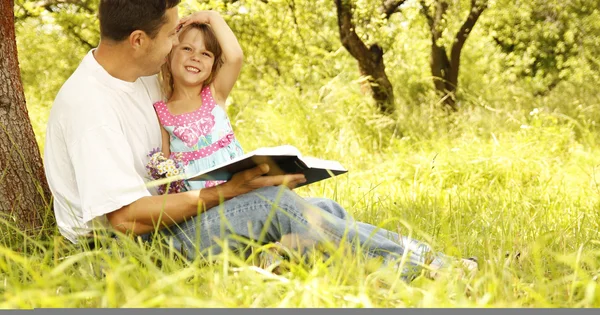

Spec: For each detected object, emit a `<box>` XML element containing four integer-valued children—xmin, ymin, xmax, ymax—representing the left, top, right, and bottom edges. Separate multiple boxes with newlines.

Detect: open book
<box><xmin>186</xmin><ymin>145</ymin><xmax>347</xmax><ymax>188</ymax></box>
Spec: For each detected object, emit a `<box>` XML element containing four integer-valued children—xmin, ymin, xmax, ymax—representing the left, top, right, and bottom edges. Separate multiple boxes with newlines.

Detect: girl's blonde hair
<box><xmin>159</xmin><ymin>23</ymin><xmax>224</xmax><ymax>100</ymax></box>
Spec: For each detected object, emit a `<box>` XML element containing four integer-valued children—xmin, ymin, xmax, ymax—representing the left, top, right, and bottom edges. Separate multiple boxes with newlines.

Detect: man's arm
<box><xmin>106</xmin><ymin>164</ymin><xmax>306</xmax><ymax>235</ymax></box>
<box><xmin>106</xmin><ymin>186</ymin><xmax>223</xmax><ymax>235</ymax></box>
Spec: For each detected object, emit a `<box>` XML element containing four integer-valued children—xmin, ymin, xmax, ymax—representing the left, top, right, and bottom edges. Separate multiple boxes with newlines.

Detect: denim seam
<box><xmin>180</xmin><ymin>200</ymin><xmax>307</xmax><ymax>237</ymax></box>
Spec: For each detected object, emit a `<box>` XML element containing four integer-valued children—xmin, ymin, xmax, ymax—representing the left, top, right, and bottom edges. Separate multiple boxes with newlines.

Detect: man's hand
<box><xmin>219</xmin><ymin>164</ymin><xmax>307</xmax><ymax>199</ymax></box>
<box><xmin>105</xmin><ymin>164</ymin><xmax>305</xmax><ymax>236</ymax></box>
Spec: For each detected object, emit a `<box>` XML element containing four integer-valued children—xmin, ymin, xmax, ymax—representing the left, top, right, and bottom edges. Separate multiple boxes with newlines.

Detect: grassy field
<box><xmin>2</xmin><ymin>59</ymin><xmax>600</xmax><ymax>308</ymax></box>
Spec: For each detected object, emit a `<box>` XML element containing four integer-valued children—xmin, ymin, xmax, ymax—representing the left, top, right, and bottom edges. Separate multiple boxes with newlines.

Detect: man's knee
<box><xmin>305</xmin><ymin>197</ymin><xmax>347</xmax><ymax>219</ymax></box>
<box><xmin>305</xmin><ymin>197</ymin><xmax>339</xmax><ymax>209</ymax></box>
<box><xmin>252</xmin><ymin>186</ymin><xmax>325</xmax><ymax>223</ymax></box>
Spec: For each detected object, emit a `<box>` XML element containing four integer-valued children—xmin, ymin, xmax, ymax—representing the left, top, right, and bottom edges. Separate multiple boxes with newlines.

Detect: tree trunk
<box><xmin>446</xmin><ymin>0</ymin><xmax>486</xmax><ymax>109</ymax></box>
<box><xmin>0</xmin><ymin>0</ymin><xmax>53</xmax><ymax>234</ymax></box>
<box><xmin>335</xmin><ymin>0</ymin><xmax>395</xmax><ymax>115</ymax></box>
<box><xmin>422</xmin><ymin>0</ymin><xmax>486</xmax><ymax>111</ymax></box>
<box><xmin>429</xmin><ymin>40</ymin><xmax>455</xmax><ymax>110</ymax></box>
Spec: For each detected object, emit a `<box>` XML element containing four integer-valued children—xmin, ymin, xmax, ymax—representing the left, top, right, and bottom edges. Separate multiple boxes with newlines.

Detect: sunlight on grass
<box><xmin>3</xmin><ymin>70</ymin><xmax>600</xmax><ymax>307</ymax></box>
<box><xmin>9</xmin><ymin>4</ymin><xmax>600</xmax><ymax>304</ymax></box>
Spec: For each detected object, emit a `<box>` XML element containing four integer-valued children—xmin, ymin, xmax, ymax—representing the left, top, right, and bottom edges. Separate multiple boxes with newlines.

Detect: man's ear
<box><xmin>128</xmin><ymin>30</ymin><xmax>148</xmax><ymax>50</ymax></box>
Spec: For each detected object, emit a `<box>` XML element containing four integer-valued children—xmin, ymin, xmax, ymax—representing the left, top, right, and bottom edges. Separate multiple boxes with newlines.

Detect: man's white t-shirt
<box><xmin>44</xmin><ymin>50</ymin><xmax>163</xmax><ymax>243</ymax></box>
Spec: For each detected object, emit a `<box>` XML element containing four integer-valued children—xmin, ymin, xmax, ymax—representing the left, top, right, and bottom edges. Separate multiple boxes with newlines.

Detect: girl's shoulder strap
<box><xmin>203</xmin><ymin>83</ymin><xmax>226</xmax><ymax>109</ymax></box>
<box><xmin>201</xmin><ymin>84</ymin><xmax>213</xmax><ymax>98</ymax></box>
<box><xmin>152</xmin><ymin>100</ymin><xmax>165</xmax><ymax>109</ymax></box>
<box><xmin>201</xmin><ymin>85</ymin><xmax>219</xmax><ymax>109</ymax></box>
<box><xmin>152</xmin><ymin>100</ymin><xmax>174</xmax><ymax>126</ymax></box>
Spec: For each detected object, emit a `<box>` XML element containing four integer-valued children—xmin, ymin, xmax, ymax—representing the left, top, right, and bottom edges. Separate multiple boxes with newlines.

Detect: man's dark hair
<box><xmin>99</xmin><ymin>0</ymin><xmax>181</xmax><ymax>41</ymax></box>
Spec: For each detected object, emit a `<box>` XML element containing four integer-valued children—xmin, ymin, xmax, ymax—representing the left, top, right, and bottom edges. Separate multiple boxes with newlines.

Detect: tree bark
<box><xmin>421</xmin><ymin>0</ymin><xmax>486</xmax><ymax>111</ymax></box>
<box><xmin>335</xmin><ymin>0</ymin><xmax>395</xmax><ymax>115</ymax></box>
<box><xmin>0</xmin><ymin>0</ymin><xmax>53</xmax><ymax>234</ymax></box>
<box><xmin>448</xmin><ymin>0</ymin><xmax>486</xmax><ymax>95</ymax></box>
<box><xmin>422</xmin><ymin>1</ymin><xmax>451</xmax><ymax>105</ymax></box>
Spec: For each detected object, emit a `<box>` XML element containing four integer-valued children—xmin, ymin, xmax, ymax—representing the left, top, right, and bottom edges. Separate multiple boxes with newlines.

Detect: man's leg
<box><xmin>306</xmin><ymin>197</ymin><xmax>478</xmax><ymax>275</ymax></box>
<box><xmin>304</xmin><ymin>197</ymin><xmax>446</xmax><ymax>269</ymax></box>
<box><xmin>160</xmin><ymin>186</ymin><xmax>437</xmax><ymax>278</ymax></box>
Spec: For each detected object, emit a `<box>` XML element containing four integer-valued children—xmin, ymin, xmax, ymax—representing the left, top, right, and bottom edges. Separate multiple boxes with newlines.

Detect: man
<box><xmin>44</xmin><ymin>0</ymin><xmax>474</xmax><ymax>280</ymax></box>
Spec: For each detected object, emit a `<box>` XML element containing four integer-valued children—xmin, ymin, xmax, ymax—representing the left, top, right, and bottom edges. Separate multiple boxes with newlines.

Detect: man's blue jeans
<box><xmin>159</xmin><ymin>186</ymin><xmax>445</xmax><ymax>279</ymax></box>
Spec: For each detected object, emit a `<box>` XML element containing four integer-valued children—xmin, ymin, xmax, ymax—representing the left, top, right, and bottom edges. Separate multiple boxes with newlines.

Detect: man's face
<box><xmin>140</xmin><ymin>7</ymin><xmax>180</xmax><ymax>76</ymax></box>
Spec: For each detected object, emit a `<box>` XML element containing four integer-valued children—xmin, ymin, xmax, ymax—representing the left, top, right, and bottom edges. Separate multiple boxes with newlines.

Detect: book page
<box><xmin>251</xmin><ymin>145</ymin><xmax>302</xmax><ymax>157</ymax></box>
<box><xmin>185</xmin><ymin>145</ymin><xmax>302</xmax><ymax>180</ymax></box>
<box><xmin>185</xmin><ymin>145</ymin><xmax>347</xmax><ymax>183</ymax></box>
<box><xmin>300</xmin><ymin>156</ymin><xmax>346</xmax><ymax>171</ymax></box>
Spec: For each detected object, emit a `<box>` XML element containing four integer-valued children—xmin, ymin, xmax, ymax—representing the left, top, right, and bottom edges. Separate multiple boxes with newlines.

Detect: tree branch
<box><xmin>334</xmin><ymin>0</ymin><xmax>395</xmax><ymax>114</ymax></box>
<box><xmin>434</xmin><ymin>1</ymin><xmax>448</xmax><ymax>39</ymax></box>
<box><xmin>449</xmin><ymin>0</ymin><xmax>487</xmax><ymax>82</ymax></box>
<box><xmin>421</xmin><ymin>1</ymin><xmax>448</xmax><ymax>41</ymax></box>
<box><xmin>335</xmin><ymin>0</ymin><xmax>371</xmax><ymax>62</ymax></box>
<box><xmin>381</xmin><ymin>0</ymin><xmax>407</xmax><ymax>19</ymax></box>
<box><xmin>64</xmin><ymin>25</ymin><xmax>95</xmax><ymax>50</ymax></box>
<box><xmin>15</xmin><ymin>0</ymin><xmax>98</xmax><ymax>49</ymax></box>
<box><xmin>16</xmin><ymin>0</ymin><xmax>95</xmax><ymax>20</ymax></box>
<box><xmin>34</xmin><ymin>0</ymin><xmax>94</xmax><ymax>13</ymax></box>
<box><xmin>288</xmin><ymin>0</ymin><xmax>307</xmax><ymax>53</ymax></box>
<box><xmin>420</xmin><ymin>1</ymin><xmax>434</xmax><ymax>29</ymax></box>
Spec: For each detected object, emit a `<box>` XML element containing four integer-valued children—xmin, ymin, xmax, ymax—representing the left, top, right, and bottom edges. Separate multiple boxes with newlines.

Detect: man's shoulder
<box><xmin>57</xmin><ymin>65</ymin><xmax>106</xmax><ymax>102</ymax></box>
<box><xmin>139</xmin><ymin>75</ymin><xmax>163</xmax><ymax>102</ymax></box>
<box><xmin>139</xmin><ymin>74</ymin><xmax>159</xmax><ymax>86</ymax></box>
<box><xmin>48</xmin><ymin>69</ymin><xmax>119</xmax><ymax>135</ymax></box>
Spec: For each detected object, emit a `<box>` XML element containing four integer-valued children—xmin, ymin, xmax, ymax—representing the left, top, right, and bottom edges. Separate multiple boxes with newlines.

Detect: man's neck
<box><xmin>93</xmin><ymin>41</ymin><xmax>140</xmax><ymax>82</ymax></box>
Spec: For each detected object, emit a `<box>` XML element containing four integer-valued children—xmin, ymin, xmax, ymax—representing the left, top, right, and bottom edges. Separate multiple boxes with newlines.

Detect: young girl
<box><xmin>154</xmin><ymin>11</ymin><xmax>245</xmax><ymax>190</ymax></box>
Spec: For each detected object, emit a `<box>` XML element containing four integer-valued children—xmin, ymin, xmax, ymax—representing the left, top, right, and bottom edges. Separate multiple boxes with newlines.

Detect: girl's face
<box><xmin>169</xmin><ymin>28</ymin><xmax>215</xmax><ymax>88</ymax></box>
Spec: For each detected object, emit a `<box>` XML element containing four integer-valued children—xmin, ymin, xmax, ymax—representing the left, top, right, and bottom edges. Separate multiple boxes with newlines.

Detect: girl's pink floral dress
<box><xmin>153</xmin><ymin>85</ymin><xmax>244</xmax><ymax>190</ymax></box>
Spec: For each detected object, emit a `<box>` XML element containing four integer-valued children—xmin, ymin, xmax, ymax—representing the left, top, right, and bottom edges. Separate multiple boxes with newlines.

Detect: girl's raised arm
<box><xmin>180</xmin><ymin>11</ymin><xmax>243</xmax><ymax>105</ymax></box>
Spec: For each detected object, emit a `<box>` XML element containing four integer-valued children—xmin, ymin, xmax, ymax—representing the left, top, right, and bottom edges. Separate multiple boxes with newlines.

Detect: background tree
<box><xmin>331</xmin><ymin>0</ymin><xmax>488</xmax><ymax>113</ymax></box>
<box><xmin>1</xmin><ymin>0</ymin><xmax>52</xmax><ymax>234</ymax></box>
<box><xmin>334</xmin><ymin>0</ymin><xmax>406</xmax><ymax>114</ymax></box>
<box><xmin>14</xmin><ymin>0</ymin><xmax>99</xmax><ymax>49</ymax></box>
<box><xmin>485</xmin><ymin>0</ymin><xmax>600</xmax><ymax>95</ymax></box>
<box><xmin>419</xmin><ymin>0</ymin><xmax>488</xmax><ymax>111</ymax></box>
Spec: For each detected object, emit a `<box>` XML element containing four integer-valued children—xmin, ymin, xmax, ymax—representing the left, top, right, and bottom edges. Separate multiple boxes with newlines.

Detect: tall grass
<box><xmin>9</xmin><ymin>4</ymin><xmax>600</xmax><ymax>305</ymax></box>
<box><xmin>2</xmin><ymin>61</ymin><xmax>600</xmax><ymax>307</ymax></box>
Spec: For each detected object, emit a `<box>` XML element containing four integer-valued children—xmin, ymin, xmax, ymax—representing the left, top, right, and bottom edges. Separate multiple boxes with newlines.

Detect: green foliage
<box><xmin>15</xmin><ymin>0</ymin><xmax>99</xmax><ymax>49</ymax></box>
<box><xmin>483</xmin><ymin>0</ymin><xmax>600</xmax><ymax>93</ymax></box>
<box><xmin>180</xmin><ymin>0</ymin><xmax>347</xmax><ymax>90</ymax></box>
<box><xmin>15</xmin><ymin>15</ymin><xmax>90</xmax><ymax>148</ymax></box>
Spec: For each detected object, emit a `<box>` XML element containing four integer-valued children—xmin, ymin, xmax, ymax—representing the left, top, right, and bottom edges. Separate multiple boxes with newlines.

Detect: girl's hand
<box><xmin>178</xmin><ymin>10</ymin><xmax>217</xmax><ymax>28</ymax></box>
<box><xmin>178</xmin><ymin>9</ymin><xmax>243</xmax><ymax>108</ymax></box>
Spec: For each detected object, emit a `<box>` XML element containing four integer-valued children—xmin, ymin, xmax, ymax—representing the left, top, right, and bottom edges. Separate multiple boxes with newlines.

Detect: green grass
<box><xmin>10</xmin><ymin>1</ymin><xmax>600</xmax><ymax>306</ymax></box>
<box><xmin>3</xmin><ymin>66</ymin><xmax>600</xmax><ymax>308</ymax></box>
